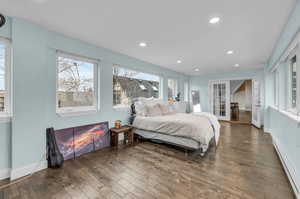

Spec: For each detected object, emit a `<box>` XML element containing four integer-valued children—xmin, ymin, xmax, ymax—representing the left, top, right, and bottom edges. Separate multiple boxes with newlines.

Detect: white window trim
<box><xmin>0</xmin><ymin>37</ymin><xmax>12</xmax><ymax>123</ymax></box>
<box><xmin>158</xmin><ymin>76</ymin><xmax>164</xmax><ymax>99</ymax></box>
<box><xmin>286</xmin><ymin>48</ymin><xmax>300</xmax><ymax>115</ymax></box>
<box><xmin>112</xmin><ymin>65</ymin><xmax>163</xmax><ymax>109</ymax></box>
<box><xmin>184</xmin><ymin>81</ymin><xmax>189</xmax><ymax>102</ymax></box>
<box><xmin>274</xmin><ymin>69</ymin><xmax>279</xmax><ymax>108</ymax></box>
<box><xmin>56</xmin><ymin>51</ymin><xmax>100</xmax><ymax>117</ymax></box>
<box><xmin>168</xmin><ymin>78</ymin><xmax>178</xmax><ymax>99</ymax></box>
<box><xmin>273</xmin><ymin>30</ymin><xmax>300</xmax><ymax>117</ymax></box>
<box><xmin>56</xmin><ymin>106</ymin><xmax>98</xmax><ymax>117</ymax></box>
<box><xmin>112</xmin><ymin>104</ymin><xmax>131</xmax><ymax>112</ymax></box>
<box><xmin>270</xmin><ymin>105</ymin><xmax>300</xmax><ymax>125</ymax></box>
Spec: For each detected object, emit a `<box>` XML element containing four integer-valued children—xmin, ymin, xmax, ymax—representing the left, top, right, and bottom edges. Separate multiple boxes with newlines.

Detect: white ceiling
<box><xmin>0</xmin><ymin>0</ymin><xmax>296</xmax><ymax>75</ymax></box>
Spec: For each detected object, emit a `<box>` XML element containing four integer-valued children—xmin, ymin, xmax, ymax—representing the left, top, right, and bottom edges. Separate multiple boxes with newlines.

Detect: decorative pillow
<box><xmin>168</xmin><ymin>103</ymin><xmax>176</xmax><ymax>114</ymax></box>
<box><xmin>172</xmin><ymin>102</ymin><xmax>187</xmax><ymax>113</ymax></box>
<box><xmin>134</xmin><ymin>98</ymin><xmax>164</xmax><ymax>116</ymax></box>
<box><xmin>134</xmin><ymin>101</ymin><xmax>146</xmax><ymax>116</ymax></box>
<box><xmin>159</xmin><ymin>103</ymin><xmax>171</xmax><ymax>115</ymax></box>
<box><xmin>145</xmin><ymin>103</ymin><xmax>162</xmax><ymax>117</ymax></box>
<box><xmin>143</xmin><ymin>98</ymin><xmax>164</xmax><ymax>106</ymax></box>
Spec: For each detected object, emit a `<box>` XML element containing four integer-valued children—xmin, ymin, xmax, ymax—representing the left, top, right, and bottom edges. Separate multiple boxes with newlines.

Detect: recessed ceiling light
<box><xmin>227</xmin><ymin>50</ymin><xmax>234</xmax><ymax>55</ymax></box>
<box><xmin>139</xmin><ymin>42</ymin><xmax>147</xmax><ymax>47</ymax></box>
<box><xmin>209</xmin><ymin>17</ymin><xmax>220</xmax><ymax>24</ymax></box>
<box><xmin>194</xmin><ymin>68</ymin><xmax>200</xmax><ymax>72</ymax></box>
<box><xmin>177</xmin><ymin>60</ymin><xmax>182</xmax><ymax>64</ymax></box>
<box><xmin>234</xmin><ymin>64</ymin><xmax>240</xmax><ymax>67</ymax></box>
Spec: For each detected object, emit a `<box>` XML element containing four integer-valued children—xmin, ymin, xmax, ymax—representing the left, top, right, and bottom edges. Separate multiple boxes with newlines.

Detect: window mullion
<box><xmin>297</xmin><ymin>49</ymin><xmax>300</xmax><ymax>115</ymax></box>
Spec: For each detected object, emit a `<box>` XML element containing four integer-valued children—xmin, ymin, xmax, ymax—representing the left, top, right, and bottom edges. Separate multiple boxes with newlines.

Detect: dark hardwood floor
<box><xmin>238</xmin><ymin>110</ymin><xmax>252</xmax><ymax>123</ymax></box>
<box><xmin>0</xmin><ymin>123</ymin><xmax>294</xmax><ymax>199</ymax></box>
<box><xmin>229</xmin><ymin>110</ymin><xmax>252</xmax><ymax>125</ymax></box>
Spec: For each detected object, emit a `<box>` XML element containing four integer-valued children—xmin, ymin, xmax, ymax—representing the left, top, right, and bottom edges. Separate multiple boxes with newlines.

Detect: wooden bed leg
<box><xmin>185</xmin><ymin>148</ymin><xmax>188</xmax><ymax>157</ymax></box>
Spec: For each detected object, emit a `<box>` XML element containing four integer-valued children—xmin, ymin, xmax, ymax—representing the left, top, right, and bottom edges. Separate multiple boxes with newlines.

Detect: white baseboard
<box><xmin>0</xmin><ymin>168</ymin><xmax>11</xmax><ymax>180</ymax></box>
<box><xmin>273</xmin><ymin>136</ymin><xmax>300</xmax><ymax>199</ymax></box>
<box><xmin>10</xmin><ymin>160</ymin><xmax>48</xmax><ymax>180</ymax></box>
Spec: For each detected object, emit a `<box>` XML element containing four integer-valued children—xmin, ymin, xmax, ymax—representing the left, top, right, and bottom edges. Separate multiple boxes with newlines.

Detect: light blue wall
<box><xmin>0</xmin><ymin>17</ymin><xmax>12</xmax><ymax>170</ymax></box>
<box><xmin>264</xmin><ymin>0</ymin><xmax>300</xmax><ymax>192</ymax></box>
<box><xmin>0</xmin><ymin>123</ymin><xmax>11</xmax><ymax>169</ymax></box>
<box><xmin>268</xmin><ymin>0</ymin><xmax>300</xmax><ymax>69</ymax></box>
<box><xmin>0</xmin><ymin>16</ymin><xmax>188</xmax><ymax>170</ymax></box>
<box><xmin>190</xmin><ymin>68</ymin><xmax>264</xmax><ymax>113</ymax></box>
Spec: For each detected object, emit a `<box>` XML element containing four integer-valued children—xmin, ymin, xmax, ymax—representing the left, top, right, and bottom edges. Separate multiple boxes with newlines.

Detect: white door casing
<box><xmin>252</xmin><ymin>79</ymin><xmax>261</xmax><ymax>128</ymax></box>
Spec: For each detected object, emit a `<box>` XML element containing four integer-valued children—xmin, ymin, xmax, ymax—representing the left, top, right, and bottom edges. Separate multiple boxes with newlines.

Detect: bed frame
<box><xmin>130</xmin><ymin>103</ymin><xmax>216</xmax><ymax>156</ymax></box>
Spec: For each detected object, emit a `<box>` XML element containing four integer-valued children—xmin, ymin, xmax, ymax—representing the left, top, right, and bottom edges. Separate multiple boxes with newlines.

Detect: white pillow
<box><xmin>171</xmin><ymin>102</ymin><xmax>187</xmax><ymax>113</ymax></box>
<box><xmin>143</xmin><ymin>98</ymin><xmax>164</xmax><ymax>106</ymax></box>
<box><xmin>159</xmin><ymin>103</ymin><xmax>171</xmax><ymax>115</ymax></box>
<box><xmin>145</xmin><ymin>104</ymin><xmax>162</xmax><ymax>117</ymax></box>
<box><xmin>134</xmin><ymin>101</ymin><xmax>147</xmax><ymax>116</ymax></box>
<box><xmin>134</xmin><ymin>98</ymin><xmax>164</xmax><ymax>116</ymax></box>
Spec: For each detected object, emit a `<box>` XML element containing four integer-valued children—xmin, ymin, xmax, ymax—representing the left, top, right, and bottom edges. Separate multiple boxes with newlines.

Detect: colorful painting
<box><xmin>54</xmin><ymin>122</ymin><xmax>109</xmax><ymax>160</ymax></box>
<box><xmin>74</xmin><ymin>125</ymin><xmax>95</xmax><ymax>157</ymax></box>
<box><xmin>93</xmin><ymin>124</ymin><xmax>110</xmax><ymax>150</ymax></box>
<box><xmin>54</xmin><ymin>128</ymin><xmax>75</xmax><ymax>160</ymax></box>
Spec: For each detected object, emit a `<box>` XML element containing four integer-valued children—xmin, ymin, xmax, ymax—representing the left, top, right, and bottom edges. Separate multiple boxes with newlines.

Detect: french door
<box><xmin>252</xmin><ymin>80</ymin><xmax>261</xmax><ymax>128</ymax></box>
<box><xmin>210</xmin><ymin>80</ymin><xmax>230</xmax><ymax>120</ymax></box>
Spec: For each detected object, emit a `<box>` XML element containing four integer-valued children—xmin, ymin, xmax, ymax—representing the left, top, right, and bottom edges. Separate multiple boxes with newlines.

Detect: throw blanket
<box><xmin>191</xmin><ymin>112</ymin><xmax>220</xmax><ymax>145</ymax></box>
<box><xmin>133</xmin><ymin>113</ymin><xmax>217</xmax><ymax>146</ymax></box>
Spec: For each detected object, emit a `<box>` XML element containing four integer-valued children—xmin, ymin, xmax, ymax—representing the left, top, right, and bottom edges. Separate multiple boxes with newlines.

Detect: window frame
<box><xmin>286</xmin><ymin>48</ymin><xmax>299</xmax><ymax>115</ymax></box>
<box><xmin>112</xmin><ymin>65</ymin><xmax>163</xmax><ymax>109</ymax></box>
<box><xmin>184</xmin><ymin>81</ymin><xmax>189</xmax><ymax>102</ymax></box>
<box><xmin>274</xmin><ymin>69</ymin><xmax>279</xmax><ymax>108</ymax></box>
<box><xmin>56</xmin><ymin>51</ymin><xmax>100</xmax><ymax>116</ymax></box>
<box><xmin>167</xmin><ymin>78</ymin><xmax>178</xmax><ymax>99</ymax></box>
<box><xmin>0</xmin><ymin>37</ymin><xmax>12</xmax><ymax>121</ymax></box>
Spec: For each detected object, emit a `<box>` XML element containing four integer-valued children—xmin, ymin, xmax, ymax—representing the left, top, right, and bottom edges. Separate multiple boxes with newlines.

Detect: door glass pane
<box><xmin>213</xmin><ymin>83</ymin><xmax>226</xmax><ymax>117</ymax></box>
<box><xmin>220</xmin><ymin>84</ymin><xmax>226</xmax><ymax>116</ymax></box>
<box><xmin>213</xmin><ymin>84</ymin><xmax>218</xmax><ymax>115</ymax></box>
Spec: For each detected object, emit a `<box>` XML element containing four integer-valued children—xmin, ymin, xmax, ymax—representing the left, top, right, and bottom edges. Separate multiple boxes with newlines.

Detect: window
<box><xmin>290</xmin><ymin>56</ymin><xmax>297</xmax><ymax>110</ymax></box>
<box><xmin>168</xmin><ymin>78</ymin><xmax>178</xmax><ymax>99</ymax></box>
<box><xmin>56</xmin><ymin>52</ymin><xmax>98</xmax><ymax>114</ymax></box>
<box><xmin>287</xmin><ymin>53</ymin><xmax>299</xmax><ymax>114</ymax></box>
<box><xmin>272</xmin><ymin>32</ymin><xmax>300</xmax><ymax>118</ymax></box>
<box><xmin>286</xmin><ymin>46</ymin><xmax>300</xmax><ymax>115</ymax></box>
<box><xmin>184</xmin><ymin>81</ymin><xmax>189</xmax><ymax>102</ymax></box>
<box><xmin>0</xmin><ymin>38</ymin><xmax>11</xmax><ymax>118</ymax></box>
<box><xmin>113</xmin><ymin>66</ymin><xmax>162</xmax><ymax>107</ymax></box>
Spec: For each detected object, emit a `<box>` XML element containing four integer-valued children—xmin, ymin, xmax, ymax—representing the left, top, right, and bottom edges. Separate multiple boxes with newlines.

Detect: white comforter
<box><xmin>133</xmin><ymin>113</ymin><xmax>220</xmax><ymax>146</ymax></box>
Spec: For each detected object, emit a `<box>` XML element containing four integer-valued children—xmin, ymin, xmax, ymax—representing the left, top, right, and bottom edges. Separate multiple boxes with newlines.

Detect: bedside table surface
<box><xmin>110</xmin><ymin>125</ymin><xmax>133</xmax><ymax>133</ymax></box>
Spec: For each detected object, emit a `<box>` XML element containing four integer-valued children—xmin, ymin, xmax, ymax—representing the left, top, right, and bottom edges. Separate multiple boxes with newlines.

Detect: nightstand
<box><xmin>110</xmin><ymin>125</ymin><xmax>134</xmax><ymax>147</ymax></box>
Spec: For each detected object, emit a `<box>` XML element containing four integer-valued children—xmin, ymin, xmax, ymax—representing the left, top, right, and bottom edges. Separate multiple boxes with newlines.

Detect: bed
<box><xmin>130</xmin><ymin>98</ymin><xmax>220</xmax><ymax>156</ymax></box>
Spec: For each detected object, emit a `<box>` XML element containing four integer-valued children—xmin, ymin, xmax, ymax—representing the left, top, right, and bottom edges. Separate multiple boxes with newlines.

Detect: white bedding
<box><xmin>133</xmin><ymin>113</ymin><xmax>219</xmax><ymax>147</ymax></box>
<box><xmin>192</xmin><ymin>112</ymin><xmax>220</xmax><ymax>145</ymax></box>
